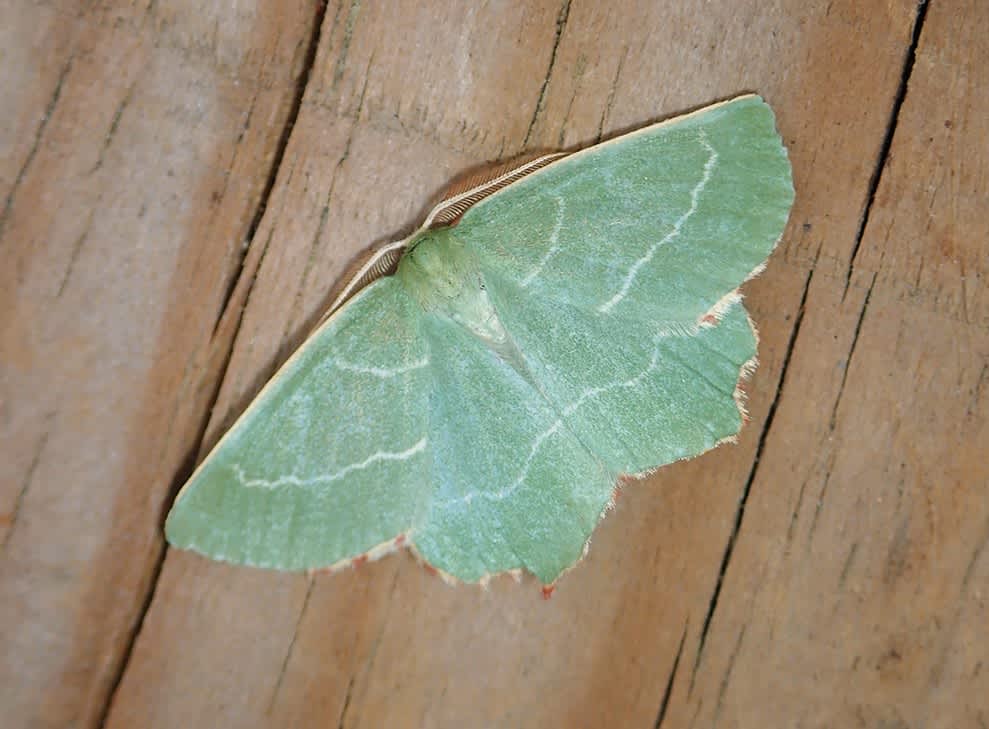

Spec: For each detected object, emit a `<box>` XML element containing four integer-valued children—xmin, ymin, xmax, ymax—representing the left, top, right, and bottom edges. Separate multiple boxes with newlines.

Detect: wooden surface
<box><xmin>1</xmin><ymin>1</ymin><xmax>985</xmax><ymax>727</ymax></box>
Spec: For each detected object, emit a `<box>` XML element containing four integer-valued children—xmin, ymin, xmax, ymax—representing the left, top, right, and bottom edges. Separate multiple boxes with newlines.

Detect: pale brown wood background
<box><xmin>2</xmin><ymin>1</ymin><xmax>985</xmax><ymax>727</ymax></box>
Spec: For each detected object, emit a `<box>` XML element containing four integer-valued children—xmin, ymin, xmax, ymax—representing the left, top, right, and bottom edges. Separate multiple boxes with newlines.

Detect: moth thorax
<box><xmin>398</xmin><ymin>229</ymin><xmax>508</xmax><ymax>345</ymax></box>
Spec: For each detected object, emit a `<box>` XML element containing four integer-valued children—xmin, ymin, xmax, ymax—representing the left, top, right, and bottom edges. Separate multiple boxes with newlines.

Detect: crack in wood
<box><xmin>804</xmin><ymin>267</ymin><xmax>876</xmax><ymax>545</ymax></box>
<box><xmin>596</xmin><ymin>45</ymin><xmax>627</xmax><ymax>143</ymax></box>
<box><xmin>267</xmin><ymin>576</ymin><xmax>316</xmax><ymax>715</ymax></box>
<box><xmin>712</xmin><ymin>626</ymin><xmax>746</xmax><ymax>726</ymax></box>
<box><xmin>522</xmin><ymin>0</ymin><xmax>572</xmax><ymax>149</ymax></box>
<box><xmin>201</xmin><ymin>94</ymin><xmax>260</xmax><ymax>329</ymax></box>
<box><xmin>842</xmin><ymin>0</ymin><xmax>930</xmax><ymax>302</ymax></box>
<box><xmin>830</xmin><ymin>272</ymin><xmax>877</xmax><ymax>430</ymax></box>
<box><xmin>337</xmin><ymin>567</ymin><xmax>402</xmax><ymax>729</ymax></box>
<box><xmin>689</xmin><ymin>259</ymin><xmax>816</xmax><ymax>695</ymax></box>
<box><xmin>281</xmin><ymin>56</ymin><xmax>373</xmax><ymax>350</ymax></box>
<box><xmin>806</xmin><ymin>452</ymin><xmax>835</xmax><ymax>545</ymax></box>
<box><xmin>756</xmin><ymin>0</ymin><xmax>928</xmax><ymax>656</ymax></box>
<box><xmin>93</xmin><ymin>3</ymin><xmax>331</xmax><ymax>727</ymax></box>
<box><xmin>785</xmin><ymin>476</ymin><xmax>809</xmax><ymax>545</ymax></box>
<box><xmin>335</xmin><ymin>675</ymin><xmax>356</xmax><ymax>729</ymax></box>
<box><xmin>653</xmin><ymin>620</ymin><xmax>688</xmax><ymax>729</ymax></box>
<box><xmin>212</xmin><ymin>4</ymin><xmax>327</xmax><ymax>329</ymax></box>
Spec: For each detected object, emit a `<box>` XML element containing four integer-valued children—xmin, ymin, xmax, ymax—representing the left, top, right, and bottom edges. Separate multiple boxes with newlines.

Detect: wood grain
<box><xmin>0</xmin><ymin>1</ymin><xmax>318</xmax><ymax>726</ymax></box>
<box><xmin>667</xmin><ymin>1</ymin><xmax>989</xmax><ymax>726</ymax></box>
<box><xmin>2</xmin><ymin>1</ymin><xmax>984</xmax><ymax>727</ymax></box>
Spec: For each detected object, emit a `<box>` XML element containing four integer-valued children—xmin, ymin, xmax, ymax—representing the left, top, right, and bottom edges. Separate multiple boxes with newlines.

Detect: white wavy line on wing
<box><xmin>333</xmin><ymin>357</ymin><xmax>429</xmax><ymax>378</ymax></box>
<box><xmin>232</xmin><ymin>438</ymin><xmax>428</xmax><ymax>489</ymax></box>
<box><xmin>520</xmin><ymin>195</ymin><xmax>567</xmax><ymax>288</ymax></box>
<box><xmin>598</xmin><ymin>130</ymin><xmax>719</xmax><ymax>314</ymax></box>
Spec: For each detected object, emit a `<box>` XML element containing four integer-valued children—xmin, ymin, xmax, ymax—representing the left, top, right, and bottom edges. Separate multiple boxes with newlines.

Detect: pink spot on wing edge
<box><xmin>541</xmin><ymin>585</ymin><xmax>556</xmax><ymax>600</ymax></box>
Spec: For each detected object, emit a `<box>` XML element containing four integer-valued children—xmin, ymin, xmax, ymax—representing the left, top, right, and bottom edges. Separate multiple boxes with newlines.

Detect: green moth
<box><xmin>166</xmin><ymin>94</ymin><xmax>794</xmax><ymax>586</ymax></box>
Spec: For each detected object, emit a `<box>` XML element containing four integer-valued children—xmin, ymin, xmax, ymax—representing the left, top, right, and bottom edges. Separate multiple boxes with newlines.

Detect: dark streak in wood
<box><xmin>690</xmin><ymin>260</ymin><xmax>816</xmax><ymax>693</ymax></box>
<box><xmin>959</xmin><ymin>514</ymin><xmax>989</xmax><ymax>595</ymax></box>
<box><xmin>786</xmin><ymin>476</ymin><xmax>809</xmax><ymax>545</ymax></box>
<box><xmin>0</xmin><ymin>55</ymin><xmax>74</xmax><ymax>243</ymax></box>
<box><xmin>281</xmin><ymin>58</ymin><xmax>372</xmax><ymax>348</ymax></box>
<box><xmin>93</xmin><ymin>4</ymin><xmax>331</xmax><ymax>726</ymax></box>
<box><xmin>596</xmin><ymin>46</ymin><xmax>627</xmax><ymax>143</ymax></box>
<box><xmin>926</xmin><ymin>514</ymin><xmax>989</xmax><ymax>693</ymax></box>
<box><xmin>712</xmin><ymin>626</ymin><xmax>746</xmax><ymax>726</ymax></box>
<box><xmin>89</xmin><ymin>80</ymin><xmax>139</xmax><ymax>176</ymax></box>
<box><xmin>213</xmin><ymin>2</ymin><xmax>327</xmax><ymax>329</ymax></box>
<box><xmin>335</xmin><ymin>675</ymin><xmax>356</xmax><ymax>729</ymax></box>
<box><xmin>884</xmin><ymin>515</ymin><xmax>912</xmax><ymax>585</ymax></box>
<box><xmin>830</xmin><ymin>272</ymin><xmax>877</xmax><ymax>430</ymax></box>
<box><xmin>1</xmin><ymin>426</ymin><xmax>51</xmax><ymax>551</ymax></box>
<box><xmin>967</xmin><ymin>363</ymin><xmax>989</xmax><ymax>418</ymax></box>
<box><xmin>332</xmin><ymin>0</ymin><xmax>363</xmax><ymax>90</ymax></box>
<box><xmin>653</xmin><ymin>620</ymin><xmax>688</xmax><ymax>729</ymax></box>
<box><xmin>337</xmin><ymin>568</ymin><xmax>402</xmax><ymax>729</ymax></box>
<box><xmin>197</xmin><ymin>93</ymin><xmax>260</xmax><ymax>291</ymax></box>
<box><xmin>267</xmin><ymin>577</ymin><xmax>316</xmax><ymax>715</ymax></box>
<box><xmin>522</xmin><ymin>0</ymin><xmax>572</xmax><ymax>149</ymax></box>
<box><xmin>806</xmin><ymin>454</ymin><xmax>834</xmax><ymax>544</ymax></box>
<box><xmin>57</xmin><ymin>227</ymin><xmax>91</xmax><ymax>299</ymax></box>
<box><xmin>838</xmin><ymin>541</ymin><xmax>859</xmax><ymax>588</ymax></box>
<box><xmin>557</xmin><ymin>86</ymin><xmax>578</xmax><ymax>149</ymax></box>
<box><xmin>842</xmin><ymin>0</ymin><xmax>929</xmax><ymax>301</ymax></box>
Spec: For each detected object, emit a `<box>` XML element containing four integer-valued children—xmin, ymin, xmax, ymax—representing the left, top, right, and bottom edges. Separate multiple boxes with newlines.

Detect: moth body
<box><xmin>399</xmin><ymin>227</ymin><xmax>510</xmax><ymax>348</ymax></box>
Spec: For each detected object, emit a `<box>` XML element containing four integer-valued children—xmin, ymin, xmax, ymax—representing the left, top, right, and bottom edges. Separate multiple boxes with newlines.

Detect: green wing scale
<box><xmin>165</xmin><ymin>94</ymin><xmax>794</xmax><ymax>584</ymax></box>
